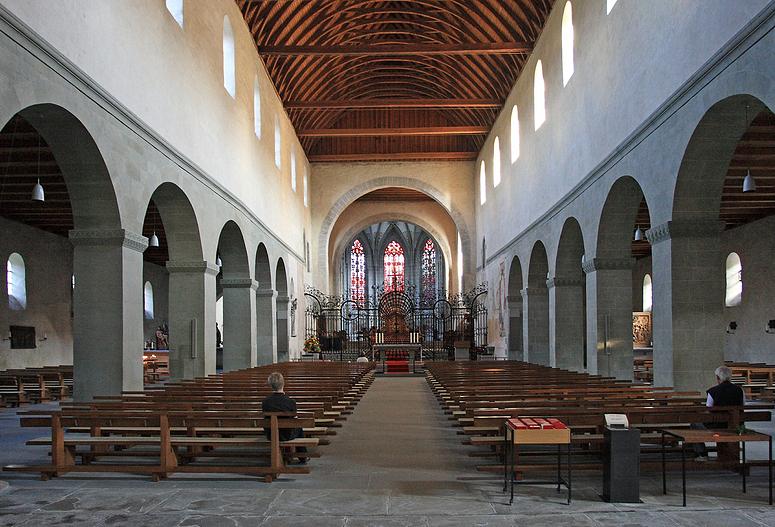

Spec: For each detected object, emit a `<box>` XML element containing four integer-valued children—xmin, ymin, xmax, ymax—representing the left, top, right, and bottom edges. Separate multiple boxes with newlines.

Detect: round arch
<box><xmin>317</xmin><ymin>177</ymin><xmax>474</xmax><ymax>292</ymax></box>
<box><xmin>526</xmin><ymin>241</ymin><xmax>550</xmax><ymax>366</ymax></box>
<box><xmin>507</xmin><ymin>255</ymin><xmax>524</xmax><ymax>360</ymax></box>
<box><xmin>275</xmin><ymin>258</ymin><xmax>290</xmax><ymax>363</ymax></box>
<box><xmin>553</xmin><ymin>216</ymin><xmax>587</xmax><ymax>371</ymax></box>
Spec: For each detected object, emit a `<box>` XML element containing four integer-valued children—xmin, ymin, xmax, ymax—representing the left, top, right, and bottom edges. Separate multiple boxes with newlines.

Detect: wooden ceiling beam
<box><xmin>309</xmin><ymin>151</ymin><xmax>478</xmax><ymax>162</ymax></box>
<box><xmin>299</xmin><ymin>126</ymin><xmax>488</xmax><ymax>137</ymax></box>
<box><xmin>258</xmin><ymin>42</ymin><xmax>532</xmax><ymax>57</ymax></box>
<box><xmin>285</xmin><ymin>98</ymin><xmax>502</xmax><ymax>109</ymax></box>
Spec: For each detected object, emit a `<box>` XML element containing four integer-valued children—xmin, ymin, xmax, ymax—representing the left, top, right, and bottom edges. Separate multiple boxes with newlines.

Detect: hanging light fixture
<box><xmin>148</xmin><ymin>206</ymin><xmax>159</xmax><ymax>247</ymax></box>
<box><xmin>216</xmin><ymin>254</ymin><xmax>223</xmax><ymax>267</ymax></box>
<box><xmin>742</xmin><ymin>104</ymin><xmax>756</xmax><ymax>193</ymax></box>
<box><xmin>31</xmin><ymin>134</ymin><xmax>44</xmax><ymax>202</ymax></box>
<box><xmin>633</xmin><ymin>225</ymin><xmax>644</xmax><ymax>241</ymax></box>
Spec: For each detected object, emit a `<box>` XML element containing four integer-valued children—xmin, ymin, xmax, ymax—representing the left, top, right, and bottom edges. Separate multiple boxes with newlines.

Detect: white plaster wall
<box><xmin>0</xmin><ymin>217</ymin><xmax>73</xmax><ymax>370</ymax></box>
<box><xmin>477</xmin><ymin>0</ymin><xmax>770</xmax><ymax>255</ymax></box>
<box><xmin>0</xmin><ymin>0</ymin><xmax>310</xmax><ymax>255</ymax></box>
<box><xmin>311</xmin><ymin>161</ymin><xmax>476</xmax><ymax>293</ymax></box>
<box><xmin>721</xmin><ymin>216</ymin><xmax>775</xmax><ymax>363</ymax></box>
<box><xmin>142</xmin><ymin>262</ymin><xmax>169</xmax><ymax>345</ymax></box>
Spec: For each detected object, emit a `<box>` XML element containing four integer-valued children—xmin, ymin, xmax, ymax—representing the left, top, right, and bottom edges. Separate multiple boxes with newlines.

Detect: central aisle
<box><xmin>296</xmin><ymin>375</ymin><xmax>479</xmax><ymax>491</ymax></box>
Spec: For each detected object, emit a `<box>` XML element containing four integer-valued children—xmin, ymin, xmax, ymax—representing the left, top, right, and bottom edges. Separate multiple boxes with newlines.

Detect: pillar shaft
<box><xmin>276</xmin><ymin>295</ymin><xmax>290</xmax><ymax>363</ymax></box>
<box><xmin>521</xmin><ymin>287</ymin><xmax>549</xmax><ymax>365</ymax></box>
<box><xmin>166</xmin><ymin>260</ymin><xmax>218</xmax><ymax>380</ymax></box>
<box><xmin>221</xmin><ymin>278</ymin><xmax>258</xmax><ymax>371</ymax></box>
<box><xmin>548</xmin><ymin>278</ymin><xmax>585</xmax><ymax>371</ymax></box>
<box><xmin>648</xmin><ymin>221</ymin><xmax>724</xmax><ymax>391</ymax></box>
<box><xmin>583</xmin><ymin>258</ymin><xmax>634</xmax><ymax>380</ymax></box>
<box><xmin>70</xmin><ymin>229</ymin><xmax>146</xmax><ymax>401</ymax></box>
<box><xmin>256</xmin><ymin>289</ymin><xmax>277</xmax><ymax>365</ymax></box>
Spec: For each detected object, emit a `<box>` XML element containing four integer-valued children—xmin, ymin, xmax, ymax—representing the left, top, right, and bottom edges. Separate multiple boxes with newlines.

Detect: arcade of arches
<box><xmin>0</xmin><ymin>0</ymin><xmax>774</xmax><ymax>521</ymax></box>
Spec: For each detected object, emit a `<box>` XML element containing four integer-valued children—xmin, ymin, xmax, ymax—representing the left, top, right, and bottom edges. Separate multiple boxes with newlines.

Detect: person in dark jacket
<box><xmin>261</xmin><ymin>371</ymin><xmax>307</xmax><ymax>462</ymax></box>
<box><xmin>693</xmin><ymin>365</ymin><xmax>745</xmax><ymax>459</ymax></box>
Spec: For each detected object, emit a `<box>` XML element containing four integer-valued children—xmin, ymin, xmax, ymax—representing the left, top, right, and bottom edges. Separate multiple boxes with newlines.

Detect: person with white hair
<box><xmin>693</xmin><ymin>365</ymin><xmax>745</xmax><ymax>460</ymax></box>
<box><xmin>261</xmin><ymin>371</ymin><xmax>307</xmax><ymax>463</ymax></box>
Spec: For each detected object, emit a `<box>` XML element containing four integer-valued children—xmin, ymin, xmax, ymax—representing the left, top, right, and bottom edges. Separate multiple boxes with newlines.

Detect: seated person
<box><xmin>262</xmin><ymin>371</ymin><xmax>307</xmax><ymax>463</ymax></box>
<box><xmin>693</xmin><ymin>365</ymin><xmax>745</xmax><ymax>460</ymax></box>
<box><xmin>356</xmin><ymin>352</ymin><xmax>369</xmax><ymax>363</ymax></box>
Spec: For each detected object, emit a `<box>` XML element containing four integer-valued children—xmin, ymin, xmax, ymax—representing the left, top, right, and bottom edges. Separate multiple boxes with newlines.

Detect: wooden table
<box><xmin>503</xmin><ymin>419</ymin><xmax>572</xmax><ymax>505</ymax></box>
<box><xmin>661</xmin><ymin>428</ymin><xmax>772</xmax><ymax>506</ymax></box>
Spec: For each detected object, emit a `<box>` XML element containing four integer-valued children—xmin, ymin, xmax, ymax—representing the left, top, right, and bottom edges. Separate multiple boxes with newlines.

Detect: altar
<box><xmin>372</xmin><ymin>343</ymin><xmax>422</xmax><ymax>373</ymax></box>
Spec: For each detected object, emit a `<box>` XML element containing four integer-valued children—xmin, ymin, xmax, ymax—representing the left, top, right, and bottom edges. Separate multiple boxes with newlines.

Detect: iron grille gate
<box><xmin>304</xmin><ymin>283</ymin><xmax>488</xmax><ymax>362</ymax></box>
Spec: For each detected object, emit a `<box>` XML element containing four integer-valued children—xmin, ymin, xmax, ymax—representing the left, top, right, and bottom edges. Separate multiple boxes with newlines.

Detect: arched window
<box><xmin>165</xmin><ymin>0</ymin><xmax>184</xmax><ymax>27</ymax></box>
<box><xmin>607</xmin><ymin>0</ymin><xmax>618</xmax><ymax>14</ymax></box>
<box><xmin>144</xmin><ymin>281</ymin><xmax>154</xmax><ymax>320</ymax></box>
<box><xmin>291</xmin><ymin>148</ymin><xmax>297</xmax><ymax>192</ymax></box>
<box><xmin>421</xmin><ymin>239</ymin><xmax>437</xmax><ymax>305</ymax></box>
<box><xmin>6</xmin><ymin>253</ymin><xmax>26</xmax><ymax>310</ymax></box>
<box><xmin>534</xmin><ymin>60</ymin><xmax>546</xmax><ymax>130</ymax></box>
<box><xmin>493</xmin><ymin>137</ymin><xmax>501</xmax><ymax>187</ymax></box>
<box><xmin>384</xmin><ymin>241</ymin><xmax>405</xmax><ymax>292</ymax></box>
<box><xmin>253</xmin><ymin>77</ymin><xmax>261</xmax><ymax>138</ymax></box>
<box><xmin>223</xmin><ymin>16</ymin><xmax>236</xmax><ymax>97</ymax></box>
<box><xmin>350</xmin><ymin>240</ymin><xmax>366</xmax><ymax>305</ymax></box>
<box><xmin>479</xmin><ymin>160</ymin><xmax>487</xmax><ymax>205</ymax></box>
<box><xmin>303</xmin><ymin>170</ymin><xmax>309</xmax><ymax>207</ymax></box>
<box><xmin>725</xmin><ymin>253</ymin><xmax>742</xmax><ymax>307</ymax></box>
<box><xmin>561</xmin><ymin>2</ymin><xmax>574</xmax><ymax>86</ymax></box>
<box><xmin>642</xmin><ymin>274</ymin><xmax>653</xmax><ymax>313</ymax></box>
<box><xmin>510</xmin><ymin>105</ymin><xmax>520</xmax><ymax>163</ymax></box>
<box><xmin>274</xmin><ymin>116</ymin><xmax>281</xmax><ymax>168</ymax></box>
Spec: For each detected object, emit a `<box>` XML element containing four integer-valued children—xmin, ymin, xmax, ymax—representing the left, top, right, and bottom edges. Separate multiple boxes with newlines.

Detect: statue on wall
<box><xmin>155</xmin><ymin>324</ymin><xmax>169</xmax><ymax>350</ymax></box>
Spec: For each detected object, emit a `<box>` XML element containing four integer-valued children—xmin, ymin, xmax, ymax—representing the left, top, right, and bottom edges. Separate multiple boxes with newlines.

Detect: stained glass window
<box><xmin>350</xmin><ymin>239</ymin><xmax>366</xmax><ymax>304</ymax></box>
<box><xmin>421</xmin><ymin>239</ymin><xmax>437</xmax><ymax>305</ymax></box>
<box><xmin>384</xmin><ymin>241</ymin><xmax>405</xmax><ymax>292</ymax></box>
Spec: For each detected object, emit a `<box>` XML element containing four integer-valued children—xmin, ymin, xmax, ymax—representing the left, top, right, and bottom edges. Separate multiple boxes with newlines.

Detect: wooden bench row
<box><xmin>4</xmin><ymin>361</ymin><xmax>375</xmax><ymax>482</ymax></box>
<box><xmin>0</xmin><ymin>365</ymin><xmax>73</xmax><ymax>406</ymax></box>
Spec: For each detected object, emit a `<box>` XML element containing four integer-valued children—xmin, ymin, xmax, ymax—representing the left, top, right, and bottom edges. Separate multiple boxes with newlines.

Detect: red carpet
<box><xmin>385</xmin><ymin>360</ymin><xmax>410</xmax><ymax>374</ymax></box>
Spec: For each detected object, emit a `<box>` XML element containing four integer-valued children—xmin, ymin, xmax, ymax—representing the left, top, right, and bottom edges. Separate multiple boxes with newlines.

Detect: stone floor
<box><xmin>1</xmin><ymin>377</ymin><xmax>775</xmax><ymax>526</ymax></box>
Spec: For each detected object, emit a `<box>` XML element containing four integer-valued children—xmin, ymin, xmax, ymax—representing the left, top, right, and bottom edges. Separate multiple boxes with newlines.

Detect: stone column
<box><xmin>548</xmin><ymin>277</ymin><xmax>586</xmax><ymax>371</ymax></box>
<box><xmin>166</xmin><ymin>260</ymin><xmax>218</xmax><ymax>380</ymax></box>
<box><xmin>521</xmin><ymin>287</ymin><xmax>549</xmax><ymax>365</ymax></box>
<box><xmin>507</xmin><ymin>295</ymin><xmax>523</xmax><ymax>360</ymax></box>
<box><xmin>256</xmin><ymin>289</ymin><xmax>277</xmax><ymax>365</ymax></box>
<box><xmin>647</xmin><ymin>220</ymin><xmax>724</xmax><ymax>391</ymax></box>
<box><xmin>69</xmin><ymin>229</ymin><xmax>147</xmax><ymax>401</ymax></box>
<box><xmin>583</xmin><ymin>257</ymin><xmax>634</xmax><ymax>380</ymax></box>
<box><xmin>221</xmin><ymin>278</ymin><xmax>258</xmax><ymax>371</ymax></box>
<box><xmin>276</xmin><ymin>295</ymin><xmax>290</xmax><ymax>363</ymax></box>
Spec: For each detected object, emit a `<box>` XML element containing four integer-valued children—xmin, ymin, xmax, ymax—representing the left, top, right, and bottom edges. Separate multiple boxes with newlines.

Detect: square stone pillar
<box><xmin>647</xmin><ymin>221</ymin><xmax>724</xmax><ymax>391</ymax></box>
<box><xmin>221</xmin><ymin>278</ymin><xmax>258</xmax><ymax>371</ymax></box>
<box><xmin>256</xmin><ymin>288</ymin><xmax>277</xmax><ymax>365</ymax></box>
<box><xmin>507</xmin><ymin>295</ymin><xmax>523</xmax><ymax>360</ymax></box>
<box><xmin>166</xmin><ymin>260</ymin><xmax>218</xmax><ymax>380</ymax></box>
<box><xmin>276</xmin><ymin>295</ymin><xmax>290</xmax><ymax>363</ymax></box>
<box><xmin>69</xmin><ymin>229</ymin><xmax>147</xmax><ymax>401</ymax></box>
<box><xmin>548</xmin><ymin>278</ymin><xmax>586</xmax><ymax>371</ymax></box>
<box><xmin>583</xmin><ymin>258</ymin><xmax>634</xmax><ymax>380</ymax></box>
<box><xmin>521</xmin><ymin>287</ymin><xmax>549</xmax><ymax>365</ymax></box>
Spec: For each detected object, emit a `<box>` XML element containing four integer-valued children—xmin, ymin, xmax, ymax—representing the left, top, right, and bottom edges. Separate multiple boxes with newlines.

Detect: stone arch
<box><xmin>146</xmin><ymin>182</ymin><xmax>214</xmax><ymax>380</ymax></box>
<box><xmin>255</xmin><ymin>243</ymin><xmax>275</xmax><ymax>365</ymax></box>
<box><xmin>553</xmin><ymin>217</ymin><xmax>586</xmax><ymax>371</ymax></box>
<box><xmin>526</xmin><ymin>241</ymin><xmax>550</xmax><ymax>365</ymax></box>
<box><xmin>3</xmin><ymin>104</ymin><xmax>132</xmax><ymax>401</ymax></box>
<box><xmin>317</xmin><ymin>177</ymin><xmax>474</xmax><ymax>292</ymax></box>
<box><xmin>507</xmin><ymin>255</ymin><xmax>524</xmax><ymax>360</ymax></box>
<box><xmin>216</xmin><ymin>220</ymin><xmax>255</xmax><ymax>371</ymax></box>
<box><xmin>654</xmin><ymin>94</ymin><xmax>774</xmax><ymax>390</ymax></box>
<box><xmin>275</xmin><ymin>257</ymin><xmax>290</xmax><ymax>363</ymax></box>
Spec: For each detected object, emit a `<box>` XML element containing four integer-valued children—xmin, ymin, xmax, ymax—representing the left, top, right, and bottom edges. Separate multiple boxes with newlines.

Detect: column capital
<box><xmin>166</xmin><ymin>260</ymin><xmax>220</xmax><ymax>276</ymax></box>
<box><xmin>276</xmin><ymin>295</ymin><xmax>291</xmax><ymax>303</ymax></box>
<box><xmin>646</xmin><ymin>220</ymin><xmax>723</xmax><ymax>245</ymax></box>
<box><xmin>69</xmin><ymin>229</ymin><xmax>148</xmax><ymax>253</ymax></box>
<box><xmin>546</xmin><ymin>277</ymin><xmax>585</xmax><ymax>289</ymax></box>
<box><xmin>221</xmin><ymin>278</ymin><xmax>259</xmax><ymax>290</ymax></box>
<box><xmin>256</xmin><ymin>288</ymin><xmax>277</xmax><ymax>298</ymax></box>
<box><xmin>582</xmin><ymin>257</ymin><xmax>634</xmax><ymax>274</ymax></box>
<box><xmin>520</xmin><ymin>287</ymin><xmax>546</xmax><ymax>298</ymax></box>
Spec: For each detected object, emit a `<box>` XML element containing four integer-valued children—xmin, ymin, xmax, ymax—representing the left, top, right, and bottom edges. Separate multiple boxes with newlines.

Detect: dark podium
<box><xmin>602</xmin><ymin>426</ymin><xmax>640</xmax><ymax>503</ymax></box>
